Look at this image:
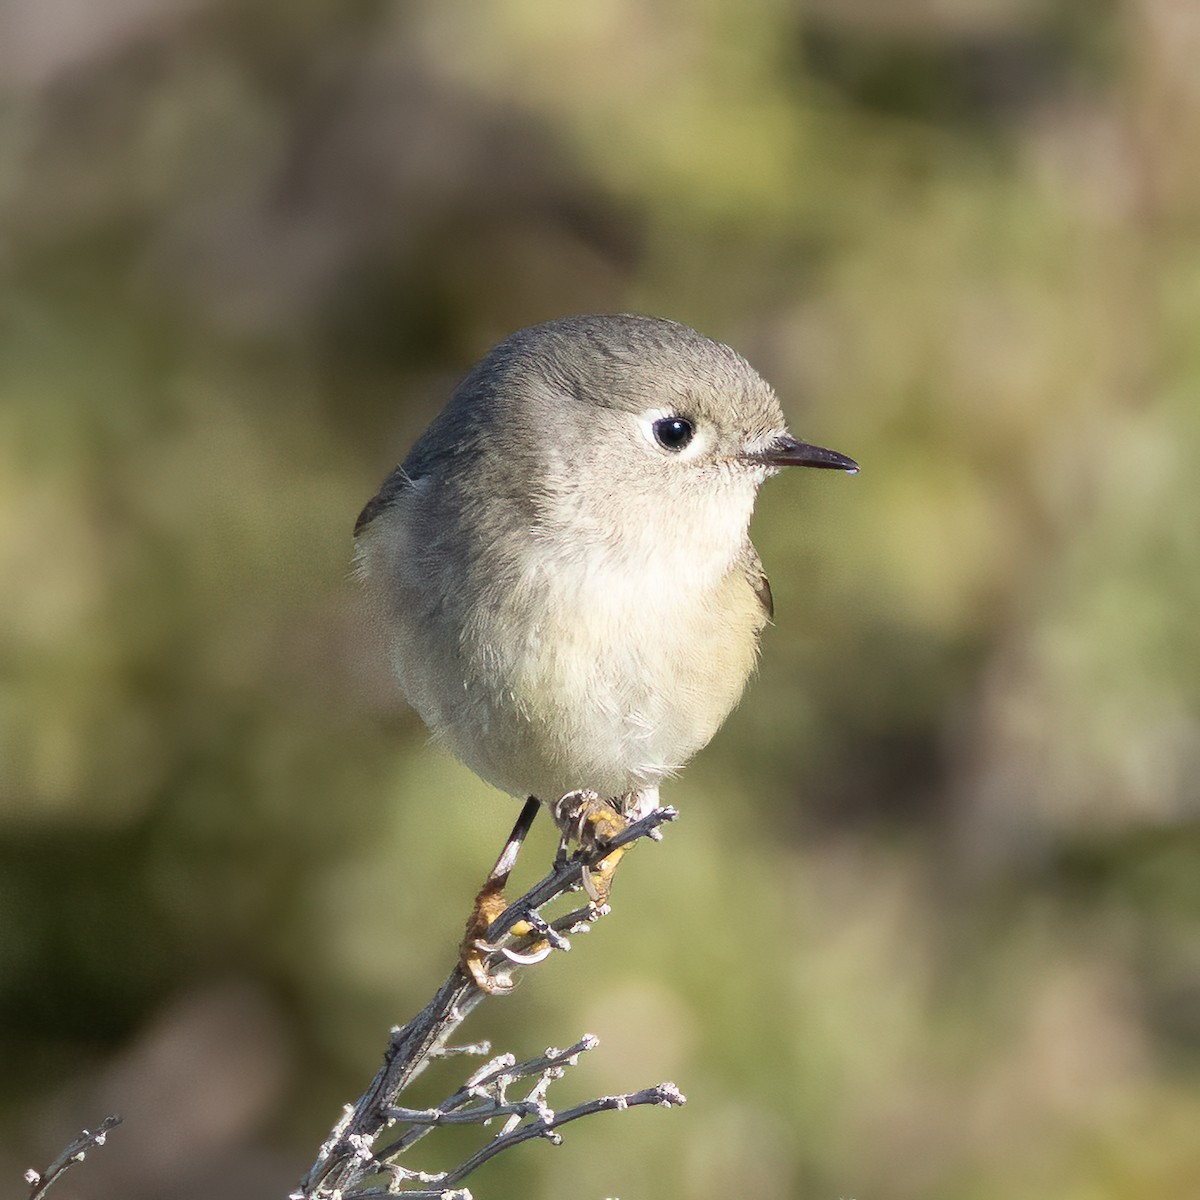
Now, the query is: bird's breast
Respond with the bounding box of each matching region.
[362,479,766,801]
[461,523,764,797]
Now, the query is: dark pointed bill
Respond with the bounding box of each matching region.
[748,435,859,473]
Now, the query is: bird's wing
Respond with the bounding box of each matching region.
[354,465,413,536]
[739,541,774,621]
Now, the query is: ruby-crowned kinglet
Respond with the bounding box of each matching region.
[354,314,856,824]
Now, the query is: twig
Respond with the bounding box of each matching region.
[352,1076,686,1200]
[294,804,679,1198]
[436,1081,686,1188]
[378,1038,597,1159]
[25,1115,122,1200]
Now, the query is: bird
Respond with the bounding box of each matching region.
[354,314,856,988]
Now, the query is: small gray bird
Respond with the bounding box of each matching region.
[354,315,855,963]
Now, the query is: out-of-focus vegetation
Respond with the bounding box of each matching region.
[2,1,1198,1197]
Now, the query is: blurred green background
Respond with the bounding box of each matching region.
[2,1,1199,1197]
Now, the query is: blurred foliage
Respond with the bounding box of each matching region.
[1,0,1198,1197]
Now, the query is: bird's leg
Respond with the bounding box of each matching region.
[461,796,548,994]
[552,787,657,907]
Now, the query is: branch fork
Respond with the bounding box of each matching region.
[296,804,682,1198]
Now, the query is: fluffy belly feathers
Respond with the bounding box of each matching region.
[400,554,763,801]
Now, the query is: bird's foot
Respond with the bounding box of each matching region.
[551,789,630,907]
[461,873,519,995]
[459,797,550,995]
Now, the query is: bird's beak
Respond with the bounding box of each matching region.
[747,434,859,473]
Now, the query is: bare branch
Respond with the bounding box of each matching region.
[346,1083,685,1199]
[377,1038,598,1160]
[437,1082,687,1188]
[25,1115,122,1200]
[294,806,680,1199]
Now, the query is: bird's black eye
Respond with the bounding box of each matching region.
[652,416,695,452]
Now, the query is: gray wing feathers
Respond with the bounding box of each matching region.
[354,466,414,536]
[740,542,774,621]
